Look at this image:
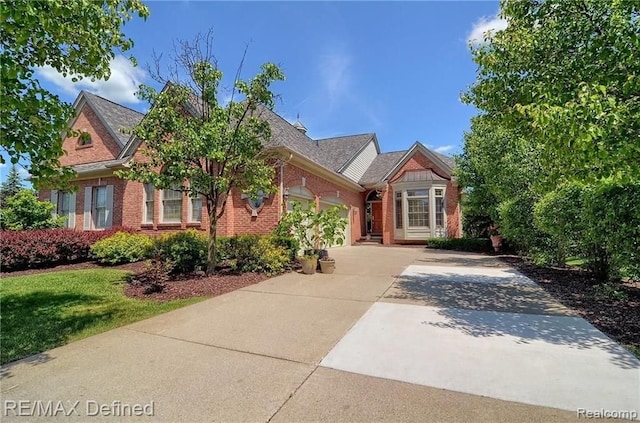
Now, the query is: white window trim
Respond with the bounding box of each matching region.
[160,187,183,223]
[392,181,447,240]
[93,186,108,229]
[188,194,203,223]
[142,183,154,224]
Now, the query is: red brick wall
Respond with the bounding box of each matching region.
[282,163,364,245]
[60,105,121,167]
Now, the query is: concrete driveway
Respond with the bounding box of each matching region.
[1,247,638,421]
[322,250,640,418]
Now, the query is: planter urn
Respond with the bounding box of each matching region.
[300,256,318,275]
[319,259,335,274]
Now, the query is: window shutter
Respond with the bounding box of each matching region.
[68,192,76,229]
[83,187,92,230]
[50,190,58,216]
[105,185,114,228]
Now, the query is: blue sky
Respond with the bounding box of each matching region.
[3,1,507,183]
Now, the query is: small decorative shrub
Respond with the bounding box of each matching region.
[154,230,207,274]
[0,227,136,271]
[425,237,492,253]
[91,232,154,264]
[127,259,173,294]
[270,236,299,262]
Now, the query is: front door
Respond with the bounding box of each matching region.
[371,202,383,233]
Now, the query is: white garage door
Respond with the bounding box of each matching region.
[320,197,351,248]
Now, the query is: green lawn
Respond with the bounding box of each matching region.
[0,269,204,364]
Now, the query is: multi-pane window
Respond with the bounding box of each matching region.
[191,196,202,222]
[435,189,445,228]
[93,186,108,229]
[395,192,403,229]
[58,192,72,228]
[407,189,429,227]
[143,183,154,223]
[162,186,183,222]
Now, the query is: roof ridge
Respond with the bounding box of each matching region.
[314,132,374,141]
[258,104,314,141]
[82,90,144,116]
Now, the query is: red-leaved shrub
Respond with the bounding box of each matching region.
[0,227,136,271]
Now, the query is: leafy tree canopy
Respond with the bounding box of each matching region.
[118,31,285,274]
[0,0,149,188]
[463,0,640,184]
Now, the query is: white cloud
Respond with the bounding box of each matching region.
[434,145,455,154]
[467,15,508,45]
[319,51,351,108]
[37,55,147,104]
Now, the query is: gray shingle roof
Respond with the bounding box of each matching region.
[73,158,129,174]
[359,151,406,185]
[82,91,144,147]
[255,106,335,168]
[315,133,375,172]
[434,151,455,169]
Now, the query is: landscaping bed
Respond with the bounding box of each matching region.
[124,269,269,302]
[501,256,640,357]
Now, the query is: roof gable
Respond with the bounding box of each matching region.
[75,91,144,148]
[383,142,453,182]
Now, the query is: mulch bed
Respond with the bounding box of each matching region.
[500,256,640,354]
[124,269,270,302]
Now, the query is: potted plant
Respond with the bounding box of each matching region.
[275,202,348,274]
[316,205,348,274]
[277,202,319,274]
[488,224,503,252]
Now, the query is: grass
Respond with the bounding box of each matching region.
[0,269,204,365]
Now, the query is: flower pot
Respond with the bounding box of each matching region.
[319,259,335,274]
[300,256,318,274]
[490,234,503,252]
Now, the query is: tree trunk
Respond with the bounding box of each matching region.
[208,219,218,275]
[207,201,218,275]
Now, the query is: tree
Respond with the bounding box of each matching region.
[0,189,65,230]
[0,0,149,187]
[0,164,24,205]
[118,31,285,274]
[463,0,640,185]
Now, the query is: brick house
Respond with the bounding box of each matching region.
[40,91,461,245]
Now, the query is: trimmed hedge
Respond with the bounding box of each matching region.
[221,235,291,275]
[1,227,136,271]
[154,230,208,274]
[91,232,154,264]
[425,237,492,253]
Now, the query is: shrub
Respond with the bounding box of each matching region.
[154,230,207,274]
[271,236,299,262]
[127,259,173,294]
[0,227,136,271]
[425,237,492,253]
[583,179,640,280]
[0,189,65,230]
[91,232,154,264]
[217,235,292,275]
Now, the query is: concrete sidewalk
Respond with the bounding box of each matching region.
[1,247,626,422]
